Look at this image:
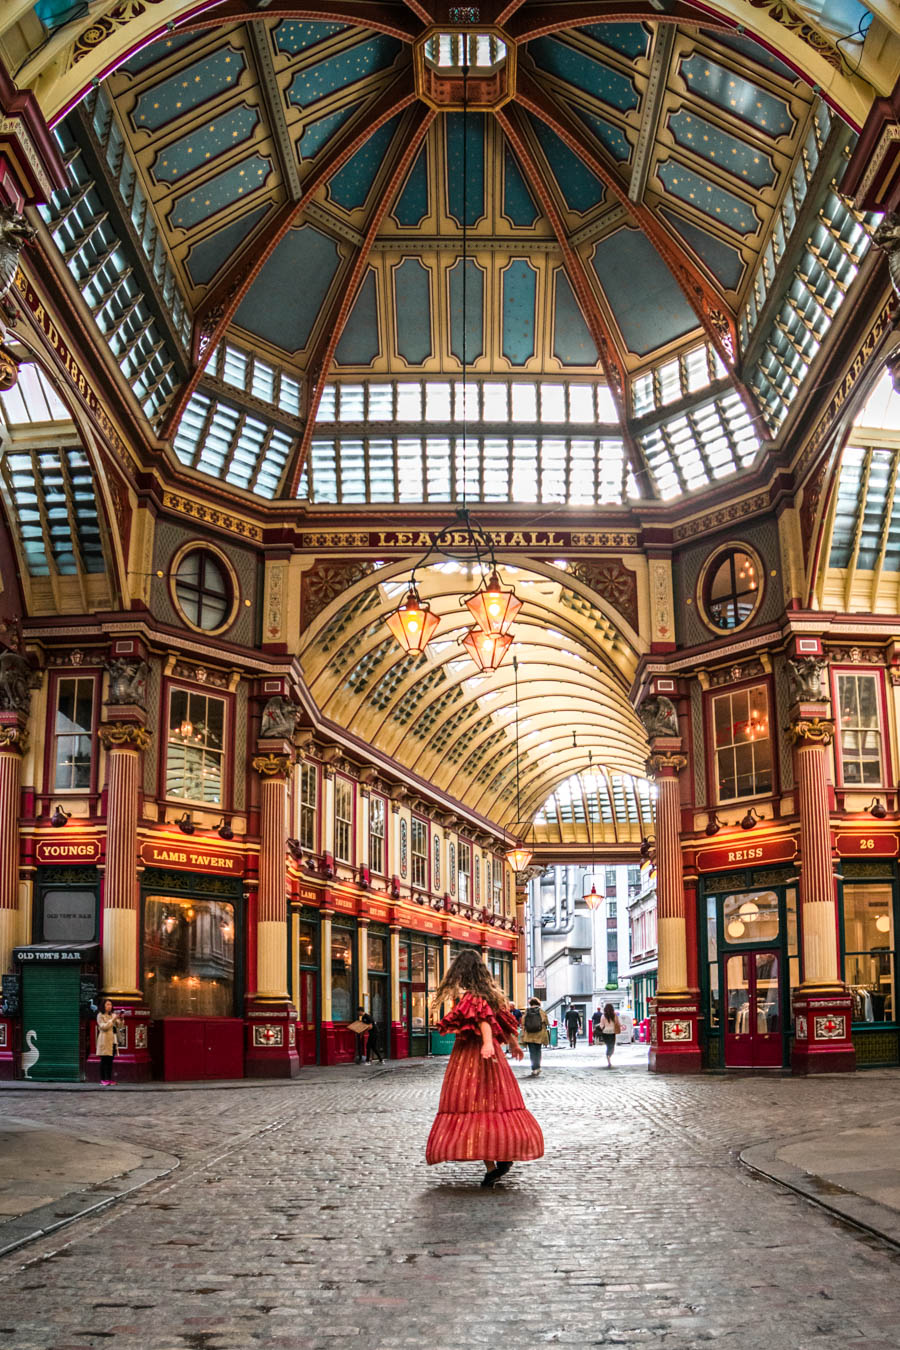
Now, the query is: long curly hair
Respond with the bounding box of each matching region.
[430,949,508,1017]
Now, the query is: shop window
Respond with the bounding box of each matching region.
[143,896,235,1017]
[701,546,761,631]
[369,794,386,874]
[331,928,354,1022]
[297,919,316,965]
[843,882,895,1024]
[712,684,772,801]
[835,671,884,786]
[367,932,387,970]
[53,676,95,790]
[298,762,317,852]
[722,890,779,943]
[41,887,96,942]
[458,842,471,904]
[492,857,503,911]
[173,548,235,632]
[334,776,354,863]
[411,817,428,889]
[166,690,225,804]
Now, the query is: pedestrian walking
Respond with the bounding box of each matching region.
[520,997,550,1076]
[598,1002,622,1068]
[591,1006,604,1047]
[426,950,544,1188]
[564,1004,582,1048]
[364,1009,384,1064]
[95,999,122,1086]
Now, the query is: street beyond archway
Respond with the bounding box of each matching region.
[2,1048,900,1349]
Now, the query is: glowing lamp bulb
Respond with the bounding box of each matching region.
[385,585,440,653]
[876,914,891,933]
[463,569,522,635]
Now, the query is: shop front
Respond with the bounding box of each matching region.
[292,907,319,1066]
[399,930,443,1056]
[697,836,801,1071]
[366,925,390,1061]
[139,846,245,1081]
[836,831,900,1067]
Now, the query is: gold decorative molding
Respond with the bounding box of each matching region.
[99,721,152,751]
[646,752,688,776]
[785,717,835,747]
[161,491,263,542]
[0,725,28,754]
[252,752,294,778]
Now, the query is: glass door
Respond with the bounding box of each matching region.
[297,968,318,1065]
[724,949,782,1068]
[368,973,388,1059]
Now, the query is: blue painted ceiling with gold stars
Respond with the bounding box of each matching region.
[51,5,870,501]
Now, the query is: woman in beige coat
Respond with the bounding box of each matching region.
[96,999,122,1086]
[520,997,550,1077]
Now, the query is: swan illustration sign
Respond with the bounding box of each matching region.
[21,1029,38,1079]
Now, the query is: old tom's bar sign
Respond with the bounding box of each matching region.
[139,839,244,875]
[34,838,101,865]
[695,836,798,872]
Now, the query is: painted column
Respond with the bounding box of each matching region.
[322,767,336,870]
[99,723,148,1001]
[247,749,299,1077]
[647,748,701,1073]
[358,917,370,1010]
[788,705,855,1073]
[0,715,27,1079]
[358,786,371,888]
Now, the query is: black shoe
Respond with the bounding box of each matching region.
[481,1167,501,1188]
[494,1161,513,1179]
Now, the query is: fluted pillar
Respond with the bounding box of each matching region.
[247,749,299,1077]
[99,722,150,1000]
[389,922,407,1059]
[647,748,701,1073]
[0,723,27,979]
[788,712,855,1073]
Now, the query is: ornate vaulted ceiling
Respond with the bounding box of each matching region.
[14,0,896,502]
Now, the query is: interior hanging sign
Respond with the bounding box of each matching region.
[695,836,798,872]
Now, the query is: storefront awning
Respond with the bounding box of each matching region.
[13,943,101,963]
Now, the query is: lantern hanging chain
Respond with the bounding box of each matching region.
[514,653,521,826]
[461,52,470,520]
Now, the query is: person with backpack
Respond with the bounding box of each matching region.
[520,997,550,1077]
[598,1002,622,1068]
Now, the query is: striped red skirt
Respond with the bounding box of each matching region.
[426,1034,544,1164]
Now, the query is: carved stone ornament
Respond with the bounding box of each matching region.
[251,752,294,778]
[98,721,152,751]
[874,212,900,303]
[637,695,680,739]
[0,344,18,393]
[646,751,688,776]
[0,651,35,715]
[785,717,835,747]
[259,696,300,740]
[0,725,28,754]
[0,206,36,304]
[787,656,827,703]
[105,658,150,710]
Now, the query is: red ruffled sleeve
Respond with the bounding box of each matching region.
[438,993,518,1040]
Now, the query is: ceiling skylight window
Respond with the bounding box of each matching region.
[0,363,71,428]
[631,342,726,418]
[423,31,507,70]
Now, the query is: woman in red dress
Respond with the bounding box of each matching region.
[426,950,544,1187]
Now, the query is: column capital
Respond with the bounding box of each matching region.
[785,717,834,747]
[99,721,151,751]
[0,724,28,754]
[646,751,688,777]
[252,752,294,778]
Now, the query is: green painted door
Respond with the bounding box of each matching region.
[21,964,81,1081]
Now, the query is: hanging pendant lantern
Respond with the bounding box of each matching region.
[504,842,533,872]
[460,626,513,671]
[584,882,604,909]
[386,585,441,653]
[464,569,522,636]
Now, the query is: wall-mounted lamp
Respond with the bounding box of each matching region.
[50,804,71,828]
[640,835,655,860]
[704,813,724,836]
[738,807,761,830]
[868,798,888,819]
[286,837,303,862]
[216,817,234,841]
[175,812,194,835]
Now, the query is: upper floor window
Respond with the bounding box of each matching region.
[53,676,95,791]
[166,690,225,804]
[702,546,761,632]
[713,685,772,802]
[334,776,354,863]
[836,671,884,786]
[493,857,503,911]
[298,762,318,852]
[458,842,471,904]
[369,794,386,875]
[411,817,428,890]
[173,548,235,633]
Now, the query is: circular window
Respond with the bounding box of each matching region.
[172,547,237,634]
[700,546,762,632]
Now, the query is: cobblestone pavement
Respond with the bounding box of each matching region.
[4,1048,900,1349]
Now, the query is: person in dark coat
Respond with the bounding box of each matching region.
[356,1006,384,1064]
[564,1005,582,1048]
[520,997,550,1076]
